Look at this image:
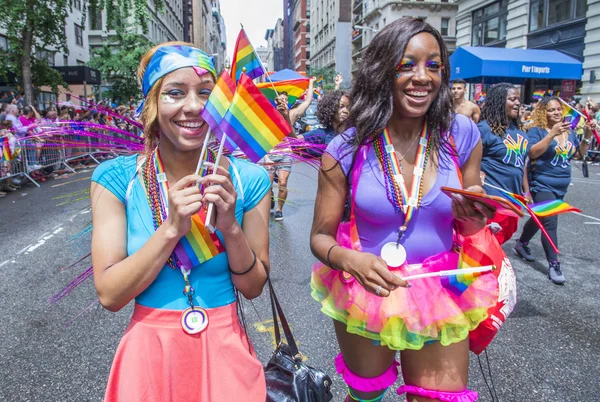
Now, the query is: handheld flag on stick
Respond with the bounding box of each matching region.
[230,29,266,83]
[219,74,291,162]
[441,247,495,295]
[529,199,581,218]
[559,98,587,130]
[581,108,600,145]
[256,78,310,107]
[532,90,545,101]
[201,70,239,151]
[484,183,559,254]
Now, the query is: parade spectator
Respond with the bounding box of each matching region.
[301,90,350,156]
[478,82,532,244]
[310,17,497,402]
[451,78,480,122]
[514,97,596,284]
[90,42,269,401]
[5,105,28,137]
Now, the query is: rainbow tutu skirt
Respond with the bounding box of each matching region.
[311,251,499,351]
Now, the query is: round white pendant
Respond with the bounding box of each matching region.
[381,242,407,268]
[180,307,209,335]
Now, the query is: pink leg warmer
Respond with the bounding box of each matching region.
[335,353,400,392]
[398,384,478,401]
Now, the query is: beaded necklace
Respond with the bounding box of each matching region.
[373,123,431,243]
[142,147,218,270]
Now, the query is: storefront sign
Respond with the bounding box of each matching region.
[52,66,102,85]
[560,80,576,100]
[521,65,551,75]
[474,83,483,100]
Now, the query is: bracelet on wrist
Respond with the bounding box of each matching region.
[326,244,339,270]
[230,250,257,276]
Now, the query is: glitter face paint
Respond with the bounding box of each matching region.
[192,66,209,78]
[395,59,444,78]
[160,94,177,104]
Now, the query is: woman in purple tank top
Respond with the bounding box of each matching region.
[309,17,500,402]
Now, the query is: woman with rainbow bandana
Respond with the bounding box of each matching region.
[310,18,499,402]
[90,42,270,401]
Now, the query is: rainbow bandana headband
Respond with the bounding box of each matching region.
[137,45,217,114]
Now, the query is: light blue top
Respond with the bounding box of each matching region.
[91,154,270,310]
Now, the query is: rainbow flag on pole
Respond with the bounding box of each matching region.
[441,249,490,295]
[201,70,239,151]
[529,199,581,218]
[560,98,587,130]
[230,29,266,83]
[256,78,310,106]
[219,74,291,162]
[2,137,13,161]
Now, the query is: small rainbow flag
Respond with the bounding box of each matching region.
[560,99,587,130]
[201,70,239,151]
[441,248,490,295]
[315,76,324,86]
[256,78,310,107]
[230,29,266,83]
[219,74,291,162]
[2,137,12,161]
[313,89,321,99]
[154,151,224,267]
[529,199,581,218]
[532,90,546,100]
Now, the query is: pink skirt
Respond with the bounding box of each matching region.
[105,302,266,402]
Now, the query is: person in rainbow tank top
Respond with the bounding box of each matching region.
[310,17,500,402]
[514,96,596,284]
[90,42,270,401]
[477,83,532,245]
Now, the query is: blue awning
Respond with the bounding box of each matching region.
[450,46,583,84]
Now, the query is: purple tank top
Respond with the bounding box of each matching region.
[326,115,481,264]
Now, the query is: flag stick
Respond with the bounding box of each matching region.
[195,129,212,175]
[398,265,494,282]
[483,182,559,254]
[581,108,600,144]
[205,134,227,233]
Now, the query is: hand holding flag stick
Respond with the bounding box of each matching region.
[204,135,227,233]
[398,265,495,282]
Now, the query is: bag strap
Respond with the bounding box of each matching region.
[267,274,301,358]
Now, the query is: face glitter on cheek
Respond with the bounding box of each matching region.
[160,94,176,104]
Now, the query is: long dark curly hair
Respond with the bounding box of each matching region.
[480,82,520,135]
[344,17,454,176]
[316,90,349,132]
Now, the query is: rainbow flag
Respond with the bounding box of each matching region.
[529,199,581,218]
[441,248,490,295]
[230,29,266,83]
[201,70,239,151]
[2,137,12,161]
[256,78,310,107]
[315,76,323,86]
[532,90,546,100]
[154,151,224,267]
[560,99,587,130]
[219,74,291,162]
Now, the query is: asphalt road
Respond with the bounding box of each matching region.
[1,160,599,401]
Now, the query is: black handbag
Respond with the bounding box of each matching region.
[264,276,334,402]
[582,157,589,178]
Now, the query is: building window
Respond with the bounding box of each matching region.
[77,60,85,66]
[63,55,68,66]
[0,35,8,51]
[36,49,55,66]
[74,24,84,46]
[441,18,450,36]
[530,0,587,32]
[73,0,81,10]
[90,8,103,30]
[472,1,508,46]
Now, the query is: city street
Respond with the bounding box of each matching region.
[1,160,600,401]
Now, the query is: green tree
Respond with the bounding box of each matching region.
[307,66,337,91]
[88,31,153,104]
[0,0,162,106]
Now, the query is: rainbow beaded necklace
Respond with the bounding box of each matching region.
[373,123,431,241]
[143,147,225,270]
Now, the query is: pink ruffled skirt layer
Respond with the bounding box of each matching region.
[104,302,266,402]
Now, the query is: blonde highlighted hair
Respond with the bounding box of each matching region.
[529,96,562,131]
[137,41,199,154]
